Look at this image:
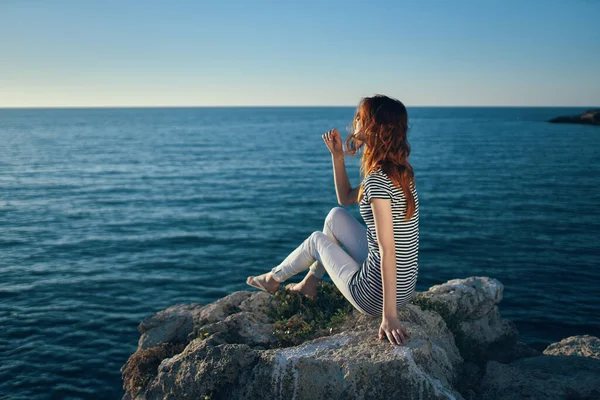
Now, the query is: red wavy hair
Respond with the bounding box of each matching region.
[343,94,417,221]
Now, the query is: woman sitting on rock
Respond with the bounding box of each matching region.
[247,94,419,346]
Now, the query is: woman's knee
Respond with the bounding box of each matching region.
[309,230,327,241]
[309,231,337,252]
[325,206,348,225]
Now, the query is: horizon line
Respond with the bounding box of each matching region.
[0,105,597,110]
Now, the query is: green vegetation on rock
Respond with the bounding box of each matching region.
[267,281,355,347]
[121,341,187,397]
[409,293,462,332]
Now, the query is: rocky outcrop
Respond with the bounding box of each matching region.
[478,352,600,399]
[549,109,600,125]
[473,334,600,400]
[121,277,599,400]
[409,277,534,365]
[543,334,600,360]
[137,303,205,350]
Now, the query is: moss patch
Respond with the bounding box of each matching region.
[121,341,187,397]
[266,281,355,347]
[409,293,463,334]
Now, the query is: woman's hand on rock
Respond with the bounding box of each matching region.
[322,128,344,156]
[379,316,410,346]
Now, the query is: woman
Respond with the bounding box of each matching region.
[247,94,419,346]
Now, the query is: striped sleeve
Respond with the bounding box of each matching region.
[363,172,392,202]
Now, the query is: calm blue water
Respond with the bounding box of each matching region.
[1,106,599,399]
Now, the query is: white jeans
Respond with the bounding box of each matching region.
[270,207,371,315]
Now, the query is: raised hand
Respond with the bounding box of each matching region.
[322,128,343,156]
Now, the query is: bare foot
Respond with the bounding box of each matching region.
[284,279,318,300]
[246,272,280,294]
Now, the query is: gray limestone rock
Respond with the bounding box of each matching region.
[121,277,598,400]
[410,277,523,364]
[543,334,600,360]
[478,355,600,400]
[138,303,204,350]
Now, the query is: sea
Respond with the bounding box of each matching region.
[1,106,599,399]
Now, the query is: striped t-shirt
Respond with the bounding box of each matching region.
[349,167,419,316]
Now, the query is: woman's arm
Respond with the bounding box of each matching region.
[371,197,411,345]
[370,198,397,317]
[331,154,359,206]
[322,128,359,206]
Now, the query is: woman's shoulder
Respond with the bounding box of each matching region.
[370,167,417,189]
[364,168,419,202]
[363,168,391,188]
[364,166,387,179]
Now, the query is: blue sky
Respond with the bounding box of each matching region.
[1,0,599,107]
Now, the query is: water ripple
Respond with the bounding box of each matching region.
[0,107,598,399]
